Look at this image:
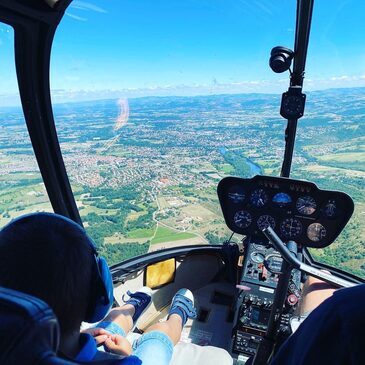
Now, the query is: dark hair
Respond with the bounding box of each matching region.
[0,213,94,334]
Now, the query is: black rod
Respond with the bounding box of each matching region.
[14,20,82,225]
[280,0,314,177]
[280,119,298,177]
[292,0,315,86]
[0,0,82,225]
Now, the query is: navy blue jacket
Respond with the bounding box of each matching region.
[270,284,365,365]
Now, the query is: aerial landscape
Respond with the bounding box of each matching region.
[0,87,364,277]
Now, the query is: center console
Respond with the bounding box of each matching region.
[232,239,300,360]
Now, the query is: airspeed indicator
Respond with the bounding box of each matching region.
[250,189,268,208]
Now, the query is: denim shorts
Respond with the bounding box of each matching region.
[97,321,174,365]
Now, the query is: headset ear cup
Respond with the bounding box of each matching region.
[86,257,114,323]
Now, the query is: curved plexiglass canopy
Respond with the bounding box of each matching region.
[0,0,364,278]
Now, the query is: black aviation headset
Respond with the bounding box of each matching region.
[0,212,114,324]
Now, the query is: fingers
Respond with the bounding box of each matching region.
[104,337,122,354]
[81,327,108,336]
[94,334,109,345]
[104,335,132,356]
[81,327,110,345]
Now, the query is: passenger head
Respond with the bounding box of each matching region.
[0,213,95,335]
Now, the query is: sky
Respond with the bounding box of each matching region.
[1,0,365,105]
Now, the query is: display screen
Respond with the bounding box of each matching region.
[251,307,270,325]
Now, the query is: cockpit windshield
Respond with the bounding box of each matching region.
[0,24,53,225]
[0,1,364,278]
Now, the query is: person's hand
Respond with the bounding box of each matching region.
[104,334,133,356]
[81,327,109,346]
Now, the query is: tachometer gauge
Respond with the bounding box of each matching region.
[250,189,268,208]
[307,223,327,242]
[228,186,245,203]
[250,251,265,264]
[273,192,292,207]
[233,210,252,229]
[280,218,302,238]
[257,215,276,231]
[296,196,317,215]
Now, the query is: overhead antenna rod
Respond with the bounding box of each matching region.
[270,0,314,178]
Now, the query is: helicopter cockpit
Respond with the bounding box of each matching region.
[0,0,364,364]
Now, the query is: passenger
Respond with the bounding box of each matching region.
[269,283,365,365]
[0,213,197,365]
[83,286,197,362]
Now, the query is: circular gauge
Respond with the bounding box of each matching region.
[281,94,305,119]
[228,186,245,203]
[324,200,337,218]
[264,254,283,274]
[250,189,268,208]
[307,223,327,242]
[257,215,276,231]
[296,196,317,215]
[280,218,302,238]
[273,192,292,207]
[233,210,252,229]
[250,251,265,264]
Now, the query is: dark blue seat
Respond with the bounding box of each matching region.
[0,287,124,365]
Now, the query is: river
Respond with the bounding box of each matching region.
[220,147,262,176]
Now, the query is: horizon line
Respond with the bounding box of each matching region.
[1,84,364,109]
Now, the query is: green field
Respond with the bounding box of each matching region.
[128,228,154,239]
[151,225,196,245]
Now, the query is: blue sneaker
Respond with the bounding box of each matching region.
[122,286,152,324]
[168,288,197,326]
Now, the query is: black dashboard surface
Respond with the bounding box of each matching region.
[218,175,354,248]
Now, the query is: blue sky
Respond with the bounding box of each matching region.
[1,0,365,105]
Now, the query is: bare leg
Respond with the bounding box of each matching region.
[102,305,136,335]
[144,314,183,345]
[299,274,337,315]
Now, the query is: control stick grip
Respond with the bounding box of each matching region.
[262,227,355,289]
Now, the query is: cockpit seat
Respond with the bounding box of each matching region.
[0,286,67,365]
[0,287,124,365]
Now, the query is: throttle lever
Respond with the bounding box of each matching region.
[262,226,355,289]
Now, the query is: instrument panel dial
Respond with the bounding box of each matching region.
[257,214,276,231]
[272,192,292,207]
[218,176,354,248]
[250,251,265,264]
[280,218,302,238]
[250,189,268,208]
[324,200,337,218]
[307,223,327,242]
[296,196,317,215]
[234,210,252,228]
[228,186,246,203]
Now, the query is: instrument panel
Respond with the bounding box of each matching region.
[218,175,354,248]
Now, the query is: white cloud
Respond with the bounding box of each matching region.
[1,75,365,107]
[66,13,87,22]
[70,1,107,14]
